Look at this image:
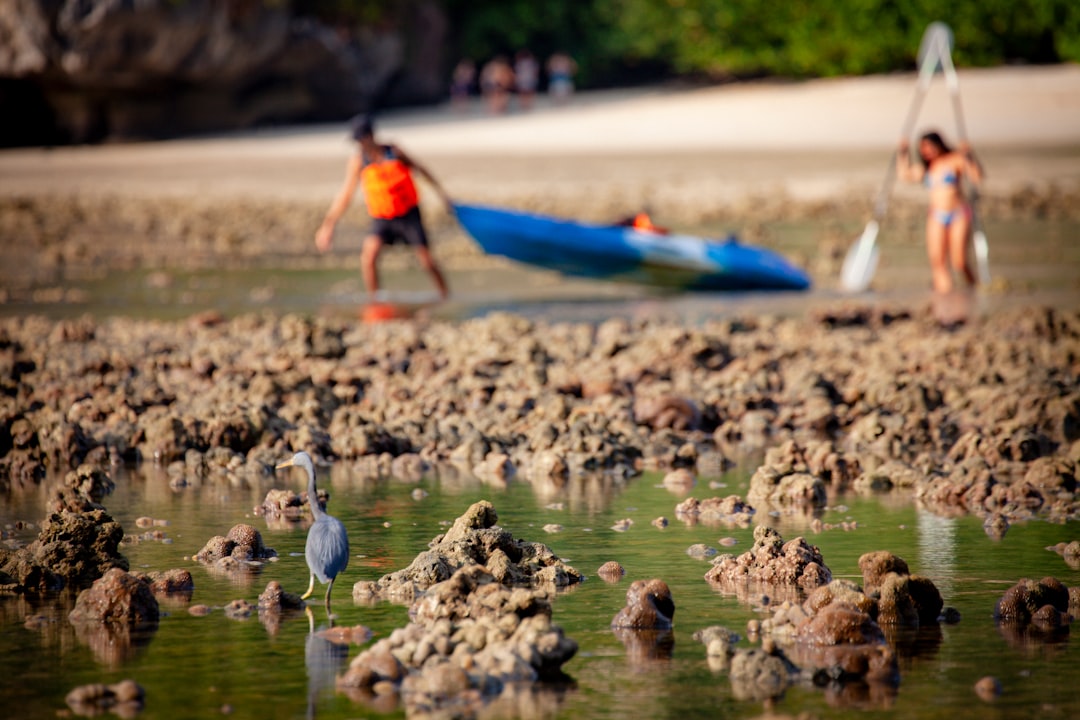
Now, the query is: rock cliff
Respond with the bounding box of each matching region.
[0,0,445,145]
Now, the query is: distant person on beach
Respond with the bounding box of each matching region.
[897,130,984,294]
[314,116,450,300]
[450,58,475,111]
[480,56,515,114]
[514,50,540,111]
[546,52,577,104]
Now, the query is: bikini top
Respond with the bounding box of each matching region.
[924,170,958,188]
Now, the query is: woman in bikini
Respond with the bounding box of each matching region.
[897,131,984,293]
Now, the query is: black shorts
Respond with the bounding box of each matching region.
[370,206,429,248]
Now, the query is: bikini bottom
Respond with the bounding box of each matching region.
[930,204,971,227]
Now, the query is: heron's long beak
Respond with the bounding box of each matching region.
[275,459,295,470]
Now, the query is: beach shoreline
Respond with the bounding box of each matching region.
[1,65,1078,299]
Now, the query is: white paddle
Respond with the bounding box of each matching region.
[937,35,991,285]
[840,23,952,293]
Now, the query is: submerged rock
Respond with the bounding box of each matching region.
[1047,540,1080,570]
[597,561,625,582]
[728,644,800,701]
[857,551,910,594]
[974,675,1002,702]
[224,598,255,620]
[694,625,741,667]
[877,573,943,627]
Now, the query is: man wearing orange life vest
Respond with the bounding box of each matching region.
[315,116,450,299]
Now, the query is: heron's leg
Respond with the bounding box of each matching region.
[301,573,315,600]
[324,578,334,610]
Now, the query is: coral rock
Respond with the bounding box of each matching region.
[612,578,675,629]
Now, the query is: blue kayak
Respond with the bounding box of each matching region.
[453,203,811,292]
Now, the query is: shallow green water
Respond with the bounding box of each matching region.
[4,217,1078,324]
[1,459,1077,720]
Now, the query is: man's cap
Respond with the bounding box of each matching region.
[350,114,375,140]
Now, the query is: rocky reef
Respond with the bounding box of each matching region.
[705,526,832,602]
[340,502,578,717]
[1,309,1077,533]
[353,500,582,603]
[0,464,128,594]
[702,549,952,703]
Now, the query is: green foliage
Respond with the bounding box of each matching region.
[290,0,393,24]
[594,0,1080,78]
[296,0,1080,83]
[441,1,608,81]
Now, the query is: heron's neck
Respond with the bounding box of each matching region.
[308,473,325,519]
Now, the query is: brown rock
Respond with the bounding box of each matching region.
[705,525,832,595]
[258,580,305,612]
[796,601,885,645]
[597,561,625,582]
[611,578,675,629]
[195,524,276,565]
[68,568,159,626]
[441,500,499,543]
[858,551,910,594]
[995,577,1070,622]
[634,395,701,431]
[141,568,194,595]
[224,598,254,620]
[26,508,128,590]
[728,646,796,701]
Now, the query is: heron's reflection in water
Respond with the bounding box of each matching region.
[305,608,348,720]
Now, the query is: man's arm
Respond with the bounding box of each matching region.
[315,153,362,251]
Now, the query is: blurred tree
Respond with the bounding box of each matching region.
[596,0,1080,78]
[440,1,609,84]
[291,0,393,24]
[290,0,1080,84]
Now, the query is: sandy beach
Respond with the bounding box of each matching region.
[3,65,1079,205]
